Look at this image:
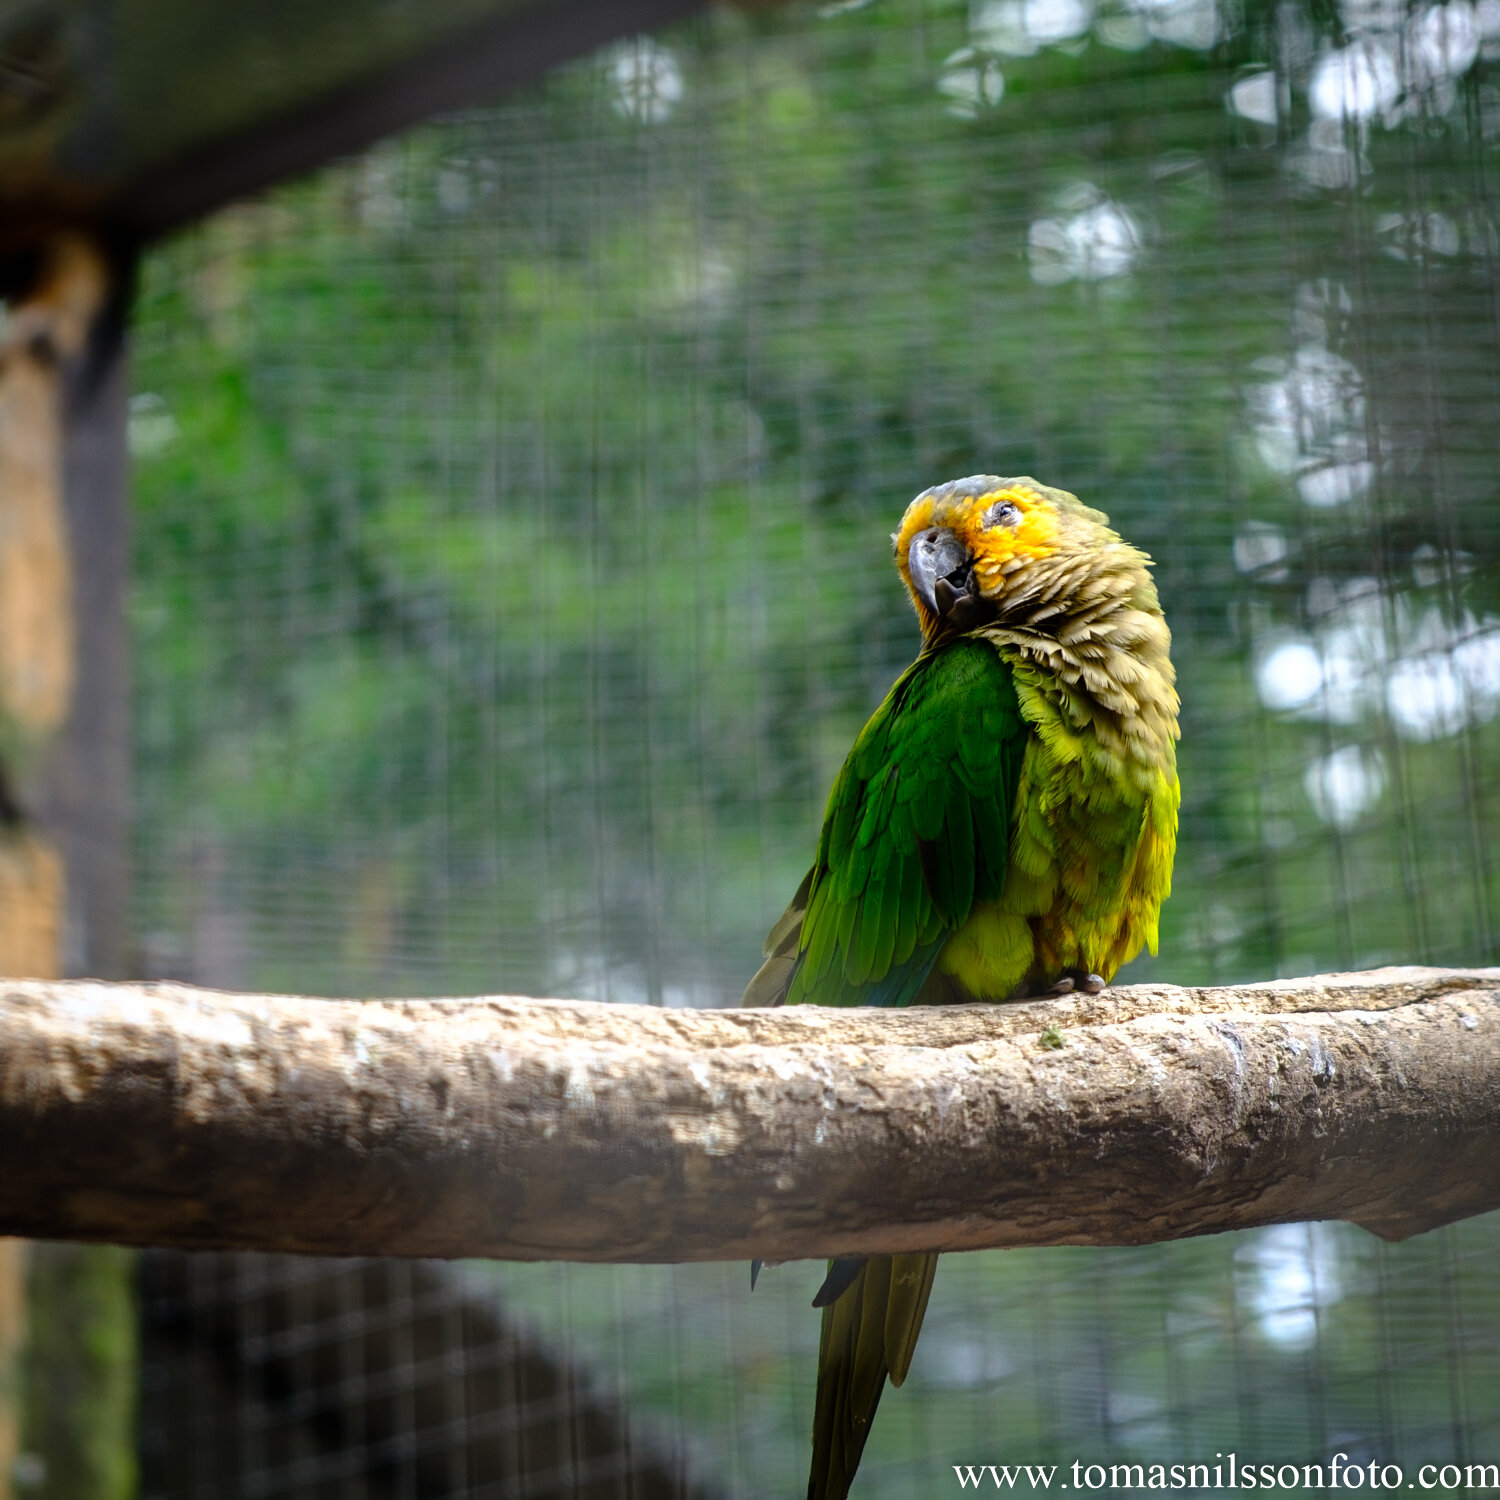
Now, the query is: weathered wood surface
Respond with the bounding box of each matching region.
[0,232,119,1500]
[0,967,1497,1261]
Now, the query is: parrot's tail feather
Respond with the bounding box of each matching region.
[741,952,798,1009]
[742,867,814,1007]
[763,866,814,956]
[884,1253,938,1386]
[812,1256,869,1308]
[807,1253,939,1500]
[750,1259,762,1290]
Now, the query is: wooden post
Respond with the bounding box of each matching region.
[0,231,135,1500]
[45,244,132,983]
[0,1242,22,1500]
[0,236,97,982]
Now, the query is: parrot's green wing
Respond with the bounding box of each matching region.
[744,637,1027,1500]
[776,636,1026,1009]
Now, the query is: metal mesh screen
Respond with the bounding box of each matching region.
[130,0,1500,1494]
[138,1254,711,1500]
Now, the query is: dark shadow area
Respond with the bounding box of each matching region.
[139,1252,718,1500]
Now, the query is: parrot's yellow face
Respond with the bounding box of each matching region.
[893,474,1117,643]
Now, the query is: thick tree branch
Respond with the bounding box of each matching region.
[1,967,1497,1261]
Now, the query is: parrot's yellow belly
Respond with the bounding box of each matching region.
[933,660,1180,1000]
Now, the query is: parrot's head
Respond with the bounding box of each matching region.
[893,474,1152,647]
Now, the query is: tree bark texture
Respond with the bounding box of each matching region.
[0,967,1496,1263]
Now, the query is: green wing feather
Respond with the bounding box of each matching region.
[782,636,1025,1009]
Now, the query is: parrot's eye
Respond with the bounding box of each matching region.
[983,500,1022,529]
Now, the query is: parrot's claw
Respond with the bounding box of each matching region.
[1050,972,1106,996]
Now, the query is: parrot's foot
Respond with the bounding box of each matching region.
[1050,971,1107,996]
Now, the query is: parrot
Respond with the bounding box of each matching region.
[742,475,1180,1500]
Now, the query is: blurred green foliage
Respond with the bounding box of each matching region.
[131,0,1500,1004]
[22,1245,136,1500]
[128,0,1500,1491]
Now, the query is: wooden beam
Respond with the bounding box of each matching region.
[0,231,134,1500]
[117,0,704,243]
[39,252,132,979]
[0,237,105,1500]
[0,235,98,757]
[0,231,131,973]
[0,968,1496,1261]
[0,1241,21,1500]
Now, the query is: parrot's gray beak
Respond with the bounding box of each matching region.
[908,527,978,623]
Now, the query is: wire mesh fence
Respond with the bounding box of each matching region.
[138,1254,713,1500]
[128,0,1500,1493]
